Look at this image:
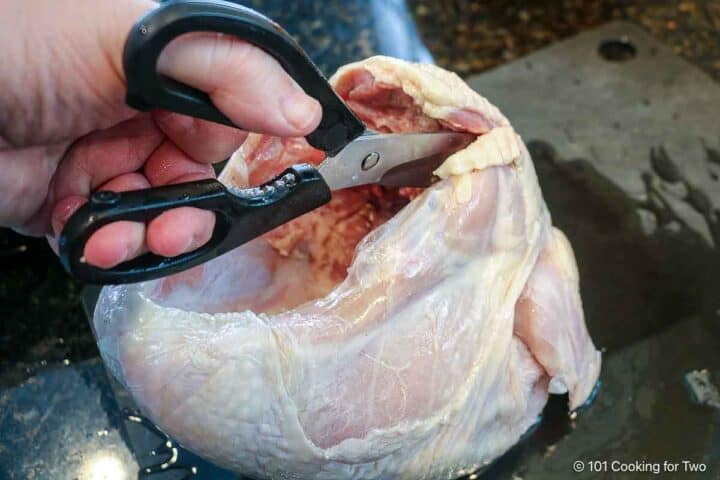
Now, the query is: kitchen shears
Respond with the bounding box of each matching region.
[58,0,473,285]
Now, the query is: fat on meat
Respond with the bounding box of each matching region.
[93,56,601,479]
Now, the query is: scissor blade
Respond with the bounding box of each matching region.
[318,132,475,190]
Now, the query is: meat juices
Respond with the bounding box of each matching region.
[93,56,601,479]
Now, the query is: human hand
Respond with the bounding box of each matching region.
[0,0,321,268]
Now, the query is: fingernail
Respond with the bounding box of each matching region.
[182,213,214,254]
[280,89,322,133]
[119,224,145,265]
[117,246,130,265]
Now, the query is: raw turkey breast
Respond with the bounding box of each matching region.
[93,56,601,479]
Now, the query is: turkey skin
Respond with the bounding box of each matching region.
[93,56,601,479]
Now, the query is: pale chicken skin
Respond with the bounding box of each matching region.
[93,56,601,479]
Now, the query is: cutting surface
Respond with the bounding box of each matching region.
[468,20,720,479]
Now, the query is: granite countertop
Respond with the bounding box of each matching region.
[408,0,720,81]
[3,1,718,390]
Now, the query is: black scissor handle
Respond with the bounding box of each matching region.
[124,0,364,155]
[58,165,331,285]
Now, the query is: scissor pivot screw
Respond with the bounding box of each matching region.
[91,191,120,205]
[362,152,380,171]
[281,173,297,188]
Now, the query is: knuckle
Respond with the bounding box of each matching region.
[226,36,262,69]
[205,34,253,79]
[206,34,270,85]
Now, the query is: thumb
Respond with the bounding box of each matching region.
[156,32,322,137]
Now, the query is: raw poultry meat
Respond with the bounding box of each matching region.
[93,56,601,479]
